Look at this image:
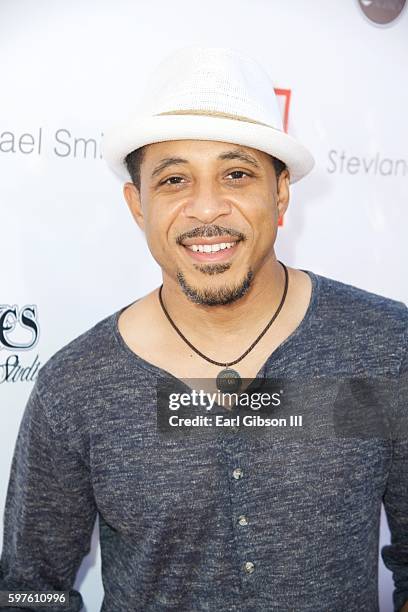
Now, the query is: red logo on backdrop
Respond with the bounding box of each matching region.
[274,88,291,227]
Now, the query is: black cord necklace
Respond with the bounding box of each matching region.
[158,260,289,392]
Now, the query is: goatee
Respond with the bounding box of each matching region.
[176,269,254,306]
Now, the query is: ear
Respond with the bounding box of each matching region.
[276,169,290,219]
[123,182,145,231]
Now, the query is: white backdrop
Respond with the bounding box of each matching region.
[1,1,407,610]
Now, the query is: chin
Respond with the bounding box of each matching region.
[176,268,254,306]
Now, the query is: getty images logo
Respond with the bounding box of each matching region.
[358,0,406,25]
[0,304,41,384]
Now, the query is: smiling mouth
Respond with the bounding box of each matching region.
[180,237,241,262]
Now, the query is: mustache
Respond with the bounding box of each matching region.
[176,225,246,244]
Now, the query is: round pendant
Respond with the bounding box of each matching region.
[216,368,242,393]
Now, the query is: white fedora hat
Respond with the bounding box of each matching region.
[102,46,314,184]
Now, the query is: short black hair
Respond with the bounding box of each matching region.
[124,145,287,191]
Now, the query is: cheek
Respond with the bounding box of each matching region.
[245,196,278,234]
[246,200,278,254]
[144,197,180,235]
[143,210,176,261]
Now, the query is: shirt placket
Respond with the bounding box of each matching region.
[218,424,258,605]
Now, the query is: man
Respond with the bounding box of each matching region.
[0,47,407,612]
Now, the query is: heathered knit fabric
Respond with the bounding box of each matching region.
[0,269,407,612]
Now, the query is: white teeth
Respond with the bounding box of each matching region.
[186,241,236,253]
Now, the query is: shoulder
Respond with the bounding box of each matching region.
[313,271,407,328]
[309,270,407,372]
[35,307,122,414]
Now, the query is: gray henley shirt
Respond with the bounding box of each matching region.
[0,269,407,612]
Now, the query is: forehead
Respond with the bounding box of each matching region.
[142,139,270,166]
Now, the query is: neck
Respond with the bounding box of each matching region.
[159,255,287,342]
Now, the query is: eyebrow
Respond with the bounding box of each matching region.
[217,149,260,168]
[150,149,261,179]
[151,157,188,179]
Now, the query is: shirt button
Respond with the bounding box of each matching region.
[237,515,248,526]
[231,424,239,433]
[232,467,243,480]
[244,561,255,574]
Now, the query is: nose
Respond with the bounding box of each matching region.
[182,179,232,224]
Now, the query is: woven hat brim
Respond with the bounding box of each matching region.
[102,113,315,184]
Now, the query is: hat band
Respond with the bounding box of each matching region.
[155,109,277,129]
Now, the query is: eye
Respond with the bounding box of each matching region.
[226,170,251,180]
[159,175,186,186]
